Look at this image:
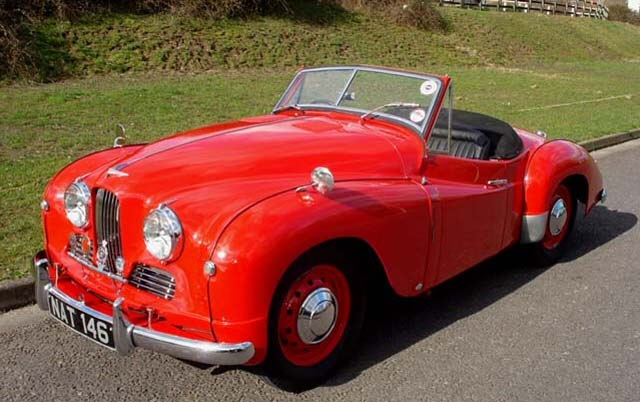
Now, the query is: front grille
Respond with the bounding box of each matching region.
[95,188,123,274]
[129,264,176,300]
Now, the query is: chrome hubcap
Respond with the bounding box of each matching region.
[549,198,568,236]
[297,287,338,345]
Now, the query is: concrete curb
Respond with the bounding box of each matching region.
[0,128,639,313]
[0,277,35,312]
[579,129,640,152]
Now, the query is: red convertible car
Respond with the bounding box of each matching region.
[34,66,605,387]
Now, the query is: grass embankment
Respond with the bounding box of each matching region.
[28,9,640,79]
[1,8,640,279]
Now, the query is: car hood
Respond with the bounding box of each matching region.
[85,114,413,252]
[92,114,407,195]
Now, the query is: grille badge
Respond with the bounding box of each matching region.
[97,240,109,272]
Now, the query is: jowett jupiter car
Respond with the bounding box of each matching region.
[34,65,605,387]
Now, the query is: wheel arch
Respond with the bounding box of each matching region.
[206,180,431,364]
[521,140,603,243]
[563,173,589,206]
[284,237,391,296]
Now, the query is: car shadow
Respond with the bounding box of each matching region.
[215,205,636,390]
[327,205,636,387]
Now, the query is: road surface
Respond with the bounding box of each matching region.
[1,140,639,401]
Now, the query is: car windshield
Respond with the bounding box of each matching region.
[274,66,444,135]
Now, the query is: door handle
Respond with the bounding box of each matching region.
[487,179,508,187]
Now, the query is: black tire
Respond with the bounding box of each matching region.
[264,246,367,391]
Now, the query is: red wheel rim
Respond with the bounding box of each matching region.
[542,185,573,250]
[277,264,352,367]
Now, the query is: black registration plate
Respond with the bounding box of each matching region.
[47,293,115,349]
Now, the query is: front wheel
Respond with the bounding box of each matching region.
[529,183,576,266]
[266,251,366,390]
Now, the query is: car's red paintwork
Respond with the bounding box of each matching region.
[40,72,603,366]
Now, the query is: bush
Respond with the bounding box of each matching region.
[135,0,291,18]
[393,1,448,31]
[608,4,640,25]
[337,0,447,31]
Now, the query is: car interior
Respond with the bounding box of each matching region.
[428,109,524,160]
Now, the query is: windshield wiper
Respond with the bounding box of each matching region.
[360,102,420,123]
[273,104,303,114]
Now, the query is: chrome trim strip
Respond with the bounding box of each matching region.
[129,265,176,299]
[487,178,509,187]
[106,167,128,177]
[34,252,254,366]
[520,212,549,243]
[68,251,127,283]
[133,272,175,288]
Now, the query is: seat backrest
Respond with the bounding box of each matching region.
[428,127,491,160]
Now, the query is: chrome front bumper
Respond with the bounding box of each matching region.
[34,251,254,366]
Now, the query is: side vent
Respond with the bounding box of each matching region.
[129,264,176,300]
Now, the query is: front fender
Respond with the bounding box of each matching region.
[521,140,603,242]
[207,180,431,364]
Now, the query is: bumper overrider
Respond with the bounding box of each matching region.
[34,251,254,366]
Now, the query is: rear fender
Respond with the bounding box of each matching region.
[521,140,603,243]
[207,180,431,364]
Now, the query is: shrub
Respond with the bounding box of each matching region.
[135,0,291,18]
[608,4,640,25]
[393,1,448,31]
[337,0,447,32]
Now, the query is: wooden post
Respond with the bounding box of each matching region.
[541,0,545,14]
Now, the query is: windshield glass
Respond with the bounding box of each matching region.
[275,67,443,135]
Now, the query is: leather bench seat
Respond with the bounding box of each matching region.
[428,127,491,160]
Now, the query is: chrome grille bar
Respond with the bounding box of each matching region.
[95,189,123,274]
[129,265,176,300]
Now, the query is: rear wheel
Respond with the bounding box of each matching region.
[530,183,576,266]
[266,250,366,390]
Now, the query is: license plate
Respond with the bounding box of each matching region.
[48,293,115,349]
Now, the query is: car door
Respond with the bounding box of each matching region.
[422,153,512,285]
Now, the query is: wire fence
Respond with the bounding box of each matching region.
[439,0,609,19]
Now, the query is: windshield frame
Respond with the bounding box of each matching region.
[273,66,446,138]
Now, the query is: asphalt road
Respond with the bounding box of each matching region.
[2,140,639,402]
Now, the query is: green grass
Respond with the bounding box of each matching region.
[22,9,640,81]
[1,60,639,280]
[1,7,640,279]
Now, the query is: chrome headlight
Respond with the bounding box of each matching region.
[64,181,91,227]
[143,205,183,261]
